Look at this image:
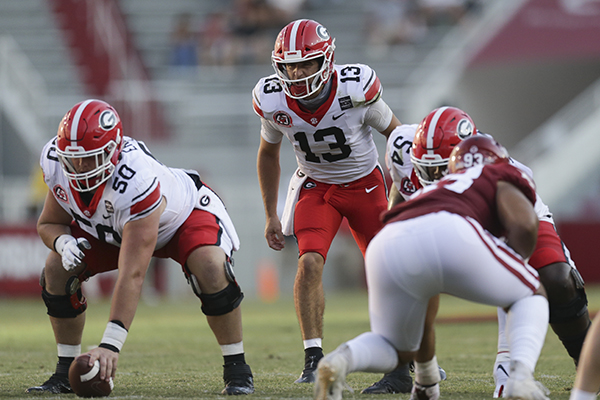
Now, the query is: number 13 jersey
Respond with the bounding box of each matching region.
[252,63,391,184]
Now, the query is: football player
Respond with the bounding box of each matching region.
[253,18,402,384]
[362,106,591,397]
[315,135,550,400]
[26,100,254,395]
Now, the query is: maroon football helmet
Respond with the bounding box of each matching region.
[271,19,336,99]
[56,99,123,192]
[448,135,509,173]
[410,106,476,186]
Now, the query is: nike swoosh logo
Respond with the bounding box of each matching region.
[332,113,345,121]
[365,185,378,193]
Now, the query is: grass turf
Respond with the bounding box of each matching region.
[2,285,598,399]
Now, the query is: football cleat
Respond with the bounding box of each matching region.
[314,349,352,400]
[26,373,73,394]
[504,361,549,400]
[410,382,440,400]
[361,364,413,394]
[295,353,322,383]
[493,360,510,398]
[222,363,254,395]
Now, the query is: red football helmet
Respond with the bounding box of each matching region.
[448,135,509,173]
[56,99,123,192]
[271,19,336,99]
[410,106,476,186]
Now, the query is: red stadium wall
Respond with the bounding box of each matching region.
[556,222,600,284]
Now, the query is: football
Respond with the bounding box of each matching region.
[69,353,114,397]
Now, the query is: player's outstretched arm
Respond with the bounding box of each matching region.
[257,137,285,251]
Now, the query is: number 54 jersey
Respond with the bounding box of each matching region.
[252,63,385,184]
[40,136,204,250]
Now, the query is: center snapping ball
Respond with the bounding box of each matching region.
[69,353,114,397]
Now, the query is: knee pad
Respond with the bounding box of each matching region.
[549,287,588,324]
[41,275,87,318]
[199,282,244,316]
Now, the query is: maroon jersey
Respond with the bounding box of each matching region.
[382,163,536,238]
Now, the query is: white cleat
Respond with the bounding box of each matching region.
[314,348,352,400]
[504,361,549,400]
[493,360,510,398]
[409,382,440,400]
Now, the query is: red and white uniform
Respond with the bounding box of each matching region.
[253,64,392,258]
[385,125,577,271]
[366,163,541,351]
[40,136,239,275]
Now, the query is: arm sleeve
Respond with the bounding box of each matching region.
[364,99,394,133]
[260,118,284,144]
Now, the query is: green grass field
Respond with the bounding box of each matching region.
[2,285,599,399]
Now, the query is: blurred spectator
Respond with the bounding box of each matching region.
[199,11,236,66]
[230,0,285,64]
[26,164,47,221]
[364,0,428,58]
[168,13,199,73]
[416,0,472,27]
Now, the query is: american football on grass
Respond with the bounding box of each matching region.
[69,353,114,397]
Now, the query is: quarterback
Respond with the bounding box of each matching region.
[27,99,254,395]
[253,19,402,384]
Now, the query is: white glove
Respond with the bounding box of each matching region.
[54,234,91,271]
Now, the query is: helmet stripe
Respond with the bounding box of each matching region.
[288,19,303,52]
[70,99,95,145]
[426,106,450,154]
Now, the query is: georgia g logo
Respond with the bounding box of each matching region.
[316,25,330,40]
[99,110,118,131]
[456,118,474,139]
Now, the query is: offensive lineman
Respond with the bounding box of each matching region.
[26,99,254,395]
[364,106,590,397]
[253,19,402,383]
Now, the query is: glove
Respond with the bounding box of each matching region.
[54,234,91,271]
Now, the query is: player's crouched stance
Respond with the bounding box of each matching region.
[314,136,550,400]
[26,99,253,395]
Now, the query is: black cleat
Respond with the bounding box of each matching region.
[294,354,322,383]
[222,363,254,395]
[361,365,413,394]
[26,373,73,394]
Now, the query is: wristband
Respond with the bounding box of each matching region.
[54,234,73,254]
[100,321,128,353]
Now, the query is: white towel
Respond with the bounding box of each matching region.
[281,169,308,236]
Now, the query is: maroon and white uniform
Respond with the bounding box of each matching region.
[365,163,541,351]
[253,64,392,257]
[40,136,239,275]
[385,125,577,272]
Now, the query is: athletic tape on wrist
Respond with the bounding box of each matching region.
[54,234,73,255]
[101,321,128,352]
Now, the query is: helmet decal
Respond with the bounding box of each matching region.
[316,25,329,40]
[99,110,118,131]
[456,118,474,139]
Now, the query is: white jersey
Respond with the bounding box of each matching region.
[385,125,554,224]
[40,136,238,251]
[252,63,390,184]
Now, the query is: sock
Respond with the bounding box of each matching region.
[414,356,441,386]
[345,332,398,373]
[496,307,510,356]
[223,353,246,366]
[303,338,322,349]
[221,341,244,356]
[569,388,597,400]
[506,295,549,373]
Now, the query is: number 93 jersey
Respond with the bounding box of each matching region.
[252,63,385,184]
[40,136,199,249]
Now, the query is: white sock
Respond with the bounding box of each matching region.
[570,388,597,400]
[496,307,510,360]
[345,332,398,373]
[221,341,244,356]
[506,295,549,373]
[415,356,441,386]
[57,344,81,358]
[303,338,322,349]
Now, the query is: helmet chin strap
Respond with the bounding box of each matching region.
[298,77,333,111]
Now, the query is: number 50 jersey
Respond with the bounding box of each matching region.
[40,136,201,249]
[252,63,387,184]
